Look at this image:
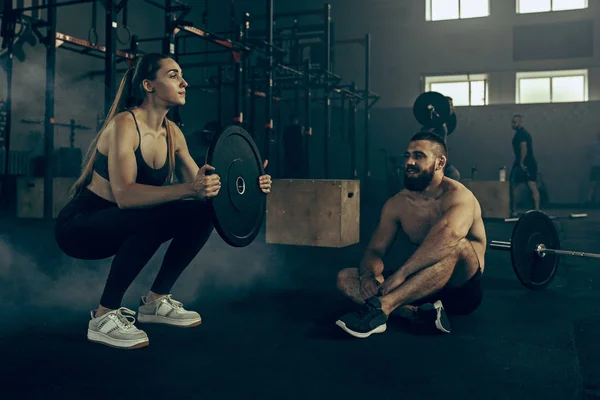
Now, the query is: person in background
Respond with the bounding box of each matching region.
[509,115,540,216]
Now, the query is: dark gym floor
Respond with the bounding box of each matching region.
[1,205,599,399]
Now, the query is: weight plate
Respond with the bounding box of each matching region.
[446,112,457,136]
[206,125,266,247]
[413,91,451,129]
[510,211,561,290]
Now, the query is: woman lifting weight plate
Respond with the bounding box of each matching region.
[54,53,272,350]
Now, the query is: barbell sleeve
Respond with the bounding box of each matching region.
[537,245,600,260]
[570,213,588,219]
[490,241,511,251]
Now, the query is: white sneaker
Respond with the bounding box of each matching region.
[416,300,451,334]
[137,294,202,328]
[87,307,149,350]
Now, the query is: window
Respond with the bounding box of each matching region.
[516,70,588,104]
[517,0,588,14]
[424,74,489,106]
[425,0,489,21]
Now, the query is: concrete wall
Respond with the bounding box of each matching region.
[219,0,600,108]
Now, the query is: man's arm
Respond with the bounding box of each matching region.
[391,189,475,283]
[358,199,400,278]
[520,141,528,166]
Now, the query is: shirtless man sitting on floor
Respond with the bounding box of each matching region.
[336,131,487,338]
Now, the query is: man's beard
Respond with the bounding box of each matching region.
[404,166,435,192]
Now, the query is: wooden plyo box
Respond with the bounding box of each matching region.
[16,177,76,219]
[462,180,510,219]
[266,179,360,248]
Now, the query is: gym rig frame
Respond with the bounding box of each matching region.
[0,0,379,219]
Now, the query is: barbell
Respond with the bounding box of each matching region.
[489,210,600,290]
[503,213,588,223]
[413,91,457,136]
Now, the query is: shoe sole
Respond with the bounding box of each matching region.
[87,330,149,350]
[137,314,202,327]
[435,319,451,334]
[335,320,387,338]
[417,301,451,334]
[433,301,451,334]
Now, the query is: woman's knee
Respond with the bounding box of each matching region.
[170,199,210,217]
[155,200,213,236]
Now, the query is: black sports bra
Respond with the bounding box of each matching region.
[93,110,169,187]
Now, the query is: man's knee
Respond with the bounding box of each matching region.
[527,181,539,192]
[452,238,472,258]
[337,268,358,292]
[447,238,481,282]
[454,239,480,269]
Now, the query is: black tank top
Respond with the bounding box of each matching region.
[93,110,170,187]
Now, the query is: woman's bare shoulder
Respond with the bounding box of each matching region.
[98,112,138,151]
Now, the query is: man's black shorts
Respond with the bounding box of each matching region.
[382,269,483,316]
[511,163,537,183]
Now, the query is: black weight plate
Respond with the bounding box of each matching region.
[413,91,451,129]
[446,112,457,136]
[206,125,265,247]
[510,211,561,290]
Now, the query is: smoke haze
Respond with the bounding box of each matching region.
[0,228,291,335]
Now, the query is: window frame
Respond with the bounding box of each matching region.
[424,74,490,106]
[425,0,491,21]
[516,0,588,14]
[516,69,589,104]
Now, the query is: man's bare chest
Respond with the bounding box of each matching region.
[399,203,442,245]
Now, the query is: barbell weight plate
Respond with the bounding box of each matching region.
[510,211,561,290]
[413,91,451,129]
[446,112,457,136]
[205,125,266,247]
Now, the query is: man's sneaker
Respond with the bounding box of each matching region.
[137,294,201,327]
[335,297,388,338]
[87,307,149,350]
[414,300,451,334]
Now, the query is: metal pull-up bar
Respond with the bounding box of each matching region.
[252,8,326,20]
[55,32,136,59]
[175,22,252,54]
[4,0,95,13]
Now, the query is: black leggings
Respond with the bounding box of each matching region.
[55,189,214,309]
